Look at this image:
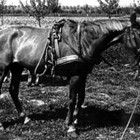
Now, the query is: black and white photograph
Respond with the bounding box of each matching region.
[0,0,140,139]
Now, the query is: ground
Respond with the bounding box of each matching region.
[0,15,139,140]
[0,59,140,140]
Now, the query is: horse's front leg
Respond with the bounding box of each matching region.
[66,76,79,133]
[9,63,24,118]
[74,74,87,125]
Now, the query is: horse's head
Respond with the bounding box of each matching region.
[122,26,140,67]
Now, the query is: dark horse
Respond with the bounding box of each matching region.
[114,13,140,79]
[122,22,140,78]
[0,19,130,133]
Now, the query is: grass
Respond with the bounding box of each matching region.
[0,61,140,139]
[0,15,139,139]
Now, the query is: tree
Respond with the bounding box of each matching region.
[83,4,90,14]
[97,0,120,18]
[0,0,6,25]
[20,0,60,27]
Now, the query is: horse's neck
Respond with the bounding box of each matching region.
[92,30,124,56]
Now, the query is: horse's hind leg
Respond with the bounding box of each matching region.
[0,64,10,96]
[0,64,11,130]
[9,63,24,117]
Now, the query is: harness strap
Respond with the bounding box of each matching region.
[34,41,49,76]
[52,32,61,58]
[77,23,82,56]
[49,26,62,76]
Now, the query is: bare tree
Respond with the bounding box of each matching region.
[20,0,60,27]
[0,0,6,25]
[97,0,120,18]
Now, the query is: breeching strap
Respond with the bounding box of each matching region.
[34,40,49,76]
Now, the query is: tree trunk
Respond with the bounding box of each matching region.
[37,18,41,27]
[1,14,3,25]
[108,13,111,19]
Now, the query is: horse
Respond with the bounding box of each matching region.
[0,18,130,134]
[119,18,140,79]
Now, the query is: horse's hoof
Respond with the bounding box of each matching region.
[67,126,78,138]
[67,125,76,133]
[24,117,31,124]
[74,119,78,125]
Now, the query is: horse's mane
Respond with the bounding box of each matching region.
[81,19,130,35]
[56,19,130,36]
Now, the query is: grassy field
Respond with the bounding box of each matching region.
[0,15,130,29]
[0,60,140,139]
[0,16,140,140]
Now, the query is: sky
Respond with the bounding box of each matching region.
[6,0,136,7]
